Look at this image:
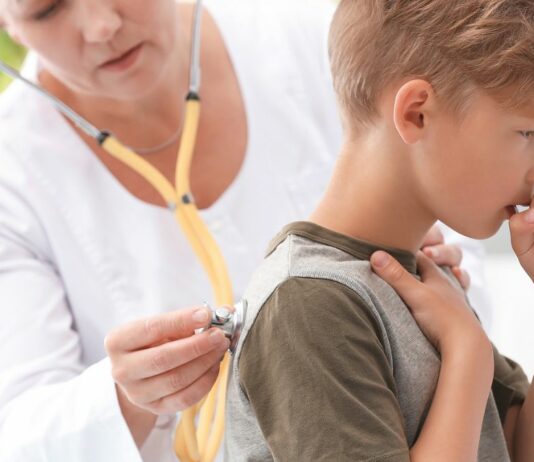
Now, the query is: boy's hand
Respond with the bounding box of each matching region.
[421,224,470,290]
[509,199,534,283]
[370,251,488,355]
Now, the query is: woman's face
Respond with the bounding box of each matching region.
[0,0,179,99]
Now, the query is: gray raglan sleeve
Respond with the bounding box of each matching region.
[239,277,410,462]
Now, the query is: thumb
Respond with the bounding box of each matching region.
[509,206,534,257]
[370,251,421,302]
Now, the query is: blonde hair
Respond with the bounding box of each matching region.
[329,0,534,126]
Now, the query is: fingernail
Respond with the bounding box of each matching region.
[372,252,389,268]
[193,309,209,323]
[209,329,225,345]
[525,208,534,224]
[424,247,439,258]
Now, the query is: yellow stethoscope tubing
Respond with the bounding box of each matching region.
[171,97,232,462]
[100,96,232,462]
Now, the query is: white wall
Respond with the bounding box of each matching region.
[483,224,534,378]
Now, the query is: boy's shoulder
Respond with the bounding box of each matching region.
[226,222,421,461]
[237,221,423,371]
[242,221,417,324]
[241,222,390,335]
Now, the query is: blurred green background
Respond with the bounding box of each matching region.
[0,31,27,92]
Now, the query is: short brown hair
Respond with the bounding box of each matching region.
[329,0,534,127]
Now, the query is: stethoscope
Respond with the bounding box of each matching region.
[0,1,244,461]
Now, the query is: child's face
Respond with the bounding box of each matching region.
[416,91,534,239]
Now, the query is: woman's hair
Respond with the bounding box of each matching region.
[329,0,534,126]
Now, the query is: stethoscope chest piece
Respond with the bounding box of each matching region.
[200,300,247,354]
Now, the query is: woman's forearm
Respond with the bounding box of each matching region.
[116,384,158,448]
[512,380,534,462]
[410,335,494,462]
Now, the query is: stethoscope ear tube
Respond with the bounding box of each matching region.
[0,60,102,140]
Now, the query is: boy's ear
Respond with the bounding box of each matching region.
[393,79,434,145]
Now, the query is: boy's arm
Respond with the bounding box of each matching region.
[240,275,492,462]
[409,335,494,461]
[510,382,534,461]
[505,203,534,460]
[489,346,530,459]
[240,277,410,462]
[371,251,495,461]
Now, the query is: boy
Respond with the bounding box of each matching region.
[225,1,534,461]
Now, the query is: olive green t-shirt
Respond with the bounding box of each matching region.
[238,223,529,461]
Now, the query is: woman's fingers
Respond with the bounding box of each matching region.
[105,306,231,415]
[421,224,444,248]
[422,243,463,268]
[452,266,471,291]
[105,306,211,353]
[152,365,222,414]
[422,244,470,289]
[415,251,445,283]
[117,328,229,381]
[128,344,228,405]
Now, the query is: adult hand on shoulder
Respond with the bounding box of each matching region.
[370,251,489,356]
[421,224,470,290]
[509,199,534,283]
[104,306,230,446]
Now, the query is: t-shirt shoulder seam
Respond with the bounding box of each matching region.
[238,274,388,385]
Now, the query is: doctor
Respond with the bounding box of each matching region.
[0,0,484,461]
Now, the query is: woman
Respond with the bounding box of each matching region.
[0,0,479,460]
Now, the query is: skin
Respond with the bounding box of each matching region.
[0,0,469,448]
[311,79,534,460]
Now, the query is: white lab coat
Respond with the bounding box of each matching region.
[0,0,491,461]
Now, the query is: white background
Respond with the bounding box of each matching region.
[484,224,534,378]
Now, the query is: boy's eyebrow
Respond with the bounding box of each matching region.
[513,102,534,120]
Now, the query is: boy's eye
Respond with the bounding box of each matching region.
[519,130,534,140]
[33,1,59,21]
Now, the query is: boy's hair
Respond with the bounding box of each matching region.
[329,0,534,127]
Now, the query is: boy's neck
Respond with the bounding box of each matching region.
[310,136,437,255]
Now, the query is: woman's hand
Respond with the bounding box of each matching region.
[370,251,488,355]
[509,200,534,283]
[104,306,230,446]
[421,224,470,290]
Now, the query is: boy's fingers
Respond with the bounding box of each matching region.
[371,251,420,298]
[509,208,534,257]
